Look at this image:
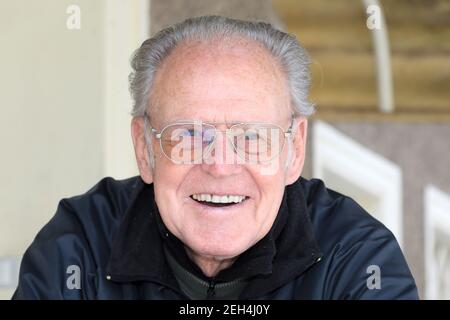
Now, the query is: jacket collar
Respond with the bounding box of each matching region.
[106,177,322,299]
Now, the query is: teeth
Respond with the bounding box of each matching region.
[191,194,246,204]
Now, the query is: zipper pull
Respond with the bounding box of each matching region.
[206,279,216,299]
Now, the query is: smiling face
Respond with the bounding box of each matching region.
[132,37,308,265]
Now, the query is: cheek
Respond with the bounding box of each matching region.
[153,163,192,231]
[257,176,285,219]
[153,155,191,186]
[246,165,287,221]
[246,160,286,197]
[245,144,291,180]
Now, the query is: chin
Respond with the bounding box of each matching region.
[187,233,253,260]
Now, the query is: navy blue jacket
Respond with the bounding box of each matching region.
[13,176,419,299]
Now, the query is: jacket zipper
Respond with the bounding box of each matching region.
[206,278,216,299]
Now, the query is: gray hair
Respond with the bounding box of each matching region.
[129,15,315,119]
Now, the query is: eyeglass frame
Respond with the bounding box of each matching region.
[143,113,296,164]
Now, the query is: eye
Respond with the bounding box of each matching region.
[178,128,201,138]
[244,130,259,141]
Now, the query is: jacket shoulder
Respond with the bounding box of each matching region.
[301,178,392,250]
[63,176,140,231]
[299,178,418,299]
[13,176,141,299]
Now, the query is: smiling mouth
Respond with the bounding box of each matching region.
[190,193,248,208]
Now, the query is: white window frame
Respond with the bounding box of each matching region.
[424,185,450,300]
[312,121,403,247]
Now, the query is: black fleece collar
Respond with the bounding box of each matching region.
[106,177,322,299]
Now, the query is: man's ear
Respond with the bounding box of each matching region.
[131,117,153,184]
[285,117,308,185]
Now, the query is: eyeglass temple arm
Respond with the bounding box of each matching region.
[284,115,296,138]
[143,115,162,139]
[151,128,161,139]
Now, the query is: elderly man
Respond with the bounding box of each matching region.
[13,16,418,300]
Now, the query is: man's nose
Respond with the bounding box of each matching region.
[200,130,243,177]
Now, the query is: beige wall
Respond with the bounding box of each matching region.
[0,0,146,299]
[0,0,104,299]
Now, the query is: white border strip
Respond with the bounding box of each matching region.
[313,121,403,246]
[424,185,450,299]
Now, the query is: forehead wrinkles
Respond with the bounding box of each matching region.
[150,38,289,116]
